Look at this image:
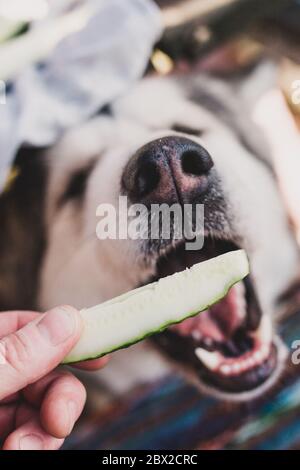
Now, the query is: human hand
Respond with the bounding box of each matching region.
[0,306,108,450]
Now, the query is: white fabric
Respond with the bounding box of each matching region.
[0,0,162,189]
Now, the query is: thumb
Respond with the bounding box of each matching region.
[0,305,82,400]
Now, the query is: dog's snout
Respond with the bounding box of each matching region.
[122,136,214,204]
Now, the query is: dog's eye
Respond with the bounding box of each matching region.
[58,161,95,208]
[171,124,205,137]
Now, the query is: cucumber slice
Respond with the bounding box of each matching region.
[63,250,249,364]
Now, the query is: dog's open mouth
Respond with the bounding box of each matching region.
[151,237,279,396]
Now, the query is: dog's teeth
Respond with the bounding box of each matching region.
[196,315,273,378]
[192,330,202,341]
[220,364,232,375]
[254,350,263,362]
[195,348,221,370]
[249,357,257,367]
[202,337,214,349]
[246,358,254,368]
[232,363,241,374]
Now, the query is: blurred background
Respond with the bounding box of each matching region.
[1,0,300,450]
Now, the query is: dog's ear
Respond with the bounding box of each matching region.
[0,146,47,310]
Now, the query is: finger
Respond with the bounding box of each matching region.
[0,405,16,439]
[72,355,110,371]
[23,370,69,406]
[2,416,64,450]
[0,402,40,442]
[1,392,20,404]
[0,311,39,339]
[0,305,83,400]
[40,374,86,438]
[23,370,86,438]
[15,403,35,427]
[0,402,35,441]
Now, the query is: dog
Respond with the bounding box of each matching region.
[1,71,299,401]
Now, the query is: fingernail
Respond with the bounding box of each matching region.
[19,434,44,450]
[67,401,78,435]
[37,306,78,346]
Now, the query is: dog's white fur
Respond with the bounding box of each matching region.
[38,76,299,399]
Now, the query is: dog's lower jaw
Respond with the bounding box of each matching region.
[176,335,288,403]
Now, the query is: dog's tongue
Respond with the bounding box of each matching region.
[171,283,246,342]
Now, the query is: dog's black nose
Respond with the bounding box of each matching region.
[122,136,214,204]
